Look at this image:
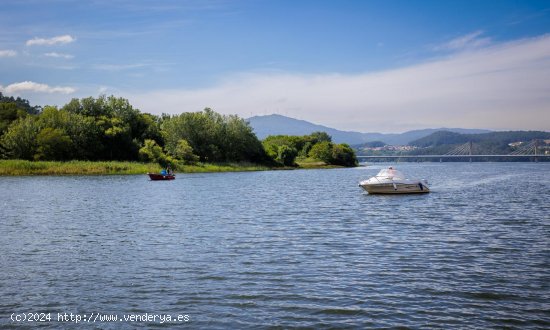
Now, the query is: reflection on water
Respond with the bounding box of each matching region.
[1,163,549,328]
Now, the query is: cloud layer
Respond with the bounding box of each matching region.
[435,30,492,51]
[26,35,76,46]
[0,50,17,57]
[0,81,76,94]
[44,52,74,59]
[128,34,550,132]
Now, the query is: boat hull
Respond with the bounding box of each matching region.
[359,182,429,194]
[148,173,175,181]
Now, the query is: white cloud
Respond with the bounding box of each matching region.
[0,49,17,57]
[44,52,74,59]
[0,81,76,94]
[94,63,146,71]
[26,35,76,46]
[435,30,491,51]
[126,34,550,133]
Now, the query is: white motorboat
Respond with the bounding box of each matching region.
[359,167,429,194]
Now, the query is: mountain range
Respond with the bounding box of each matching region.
[247,114,491,145]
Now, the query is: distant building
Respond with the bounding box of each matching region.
[362,145,418,152]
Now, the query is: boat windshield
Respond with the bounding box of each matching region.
[376,168,405,179]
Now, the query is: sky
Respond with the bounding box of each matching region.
[1,0,549,133]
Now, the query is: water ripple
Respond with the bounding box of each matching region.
[1,163,549,328]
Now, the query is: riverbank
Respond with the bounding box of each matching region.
[0,160,160,176]
[0,160,341,176]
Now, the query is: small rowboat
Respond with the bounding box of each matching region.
[148,173,175,181]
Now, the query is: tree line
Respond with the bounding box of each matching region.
[262,132,357,167]
[0,94,357,168]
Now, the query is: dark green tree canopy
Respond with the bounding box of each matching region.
[0,94,357,167]
[263,132,357,167]
[162,108,267,163]
[0,92,41,115]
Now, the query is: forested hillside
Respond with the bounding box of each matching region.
[410,130,550,148]
[407,130,550,155]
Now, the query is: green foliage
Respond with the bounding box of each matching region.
[35,128,73,161]
[330,143,358,166]
[0,116,40,160]
[61,95,162,160]
[276,145,298,166]
[0,102,27,136]
[309,131,332,143]
[0,93,358,168]
[0,93,37,159]
[308,141,333,163]
[299,141,313,157]
[171,139,199,164]
[138,139,177,168]
[136,113,163,144]
[41,106,104,160]
[0,92,41,114]
[162,108,266,163]
[139,139,165,162]
[62,95,115,117]
[309,142,358,166]
[263,132,357,167]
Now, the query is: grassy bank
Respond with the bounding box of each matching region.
[0,160,276,176]
[176,162,271,173]
[295,157,343,169]
[0,159,348,176]
[0,160,161,176]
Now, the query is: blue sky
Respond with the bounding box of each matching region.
[1,0,549,132]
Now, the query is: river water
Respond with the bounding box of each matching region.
[1,163,549,329]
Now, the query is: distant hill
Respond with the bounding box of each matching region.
[410,130,550,148]
[247,114,366,144]
[247,114,490,145]
[407,130,550,156]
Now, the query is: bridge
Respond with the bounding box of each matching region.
[357,140,549,161]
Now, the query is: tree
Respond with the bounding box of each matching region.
[0,102,27,136]
[331,143,358,167]
[139,139,165,163]
[172,139,199,164]
[62,95,146,160]
[308,141,333,163]
[276,145,298,166]
[135,113,163,144]
[34,128,72,160]
[162,108,267,163]
[0,92,41,114]
[0,116,40,160]
[262,135,306,165]
[223,114,267,162]
[62,95,112,117]
[38,106,103,160]
[309,131,332,144]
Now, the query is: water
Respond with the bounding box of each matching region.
[1,163,549,329]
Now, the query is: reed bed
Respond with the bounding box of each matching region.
[0,160,159,176]
[0,160,273,176]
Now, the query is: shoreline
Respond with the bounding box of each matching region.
[0,160,343,176]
